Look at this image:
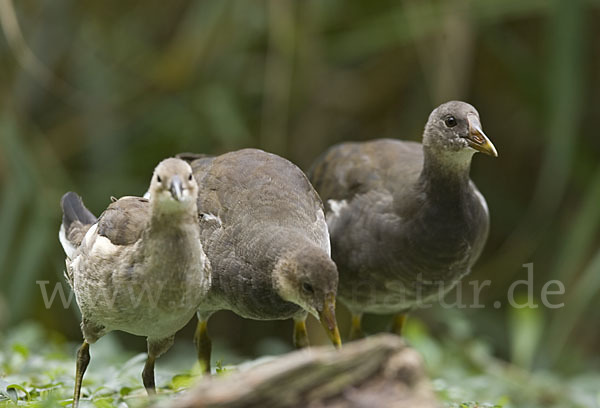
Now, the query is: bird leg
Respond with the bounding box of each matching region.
[73,341,90,408]
[142,353,156,394]
[391,314,407,336]
[194,319,212,374]
[293,318,310,348]
[143,336,174,394]
[349,313,364,340]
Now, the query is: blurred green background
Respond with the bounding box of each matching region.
[0,0,599,406]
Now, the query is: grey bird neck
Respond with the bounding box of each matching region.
[149,205,197,232]
[142,201,201,272]
[418,145,474,201]
[396,144,479,258]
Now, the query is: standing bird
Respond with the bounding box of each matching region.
[59,158,210,406]
[308,101,497,339]
[178,149,341,373]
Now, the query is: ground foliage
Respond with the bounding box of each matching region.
[1,320,598,408]
[1,1,600,407]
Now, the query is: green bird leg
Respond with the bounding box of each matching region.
[143,336,174,394]
[194,319,212,373]
[142,353,156,394]
[73,341,90,408]
[293,317,310,348]
[349,313,364,341]
[391,313,408,336]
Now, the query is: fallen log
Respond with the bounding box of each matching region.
[162,334,438,408]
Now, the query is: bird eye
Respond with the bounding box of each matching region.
[188,174,193,181]
[444,115,457,127]
[302,282,314,294]
[156,175,162,183]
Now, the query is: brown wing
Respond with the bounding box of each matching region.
[66,221,93,248]
[96,196,151,245]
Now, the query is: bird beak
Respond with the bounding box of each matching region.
[170,175,183,201]
[318,293,342,349]
[467,115,498,157]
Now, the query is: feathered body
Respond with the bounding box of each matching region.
[62,195,210,341]
[59,158,210,403]
[188,149,333,320]
[310,139,489,314]
[309,101,496,317]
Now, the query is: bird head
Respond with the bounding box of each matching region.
[423,101,498,158]
[149,158,198,212]
[273,246,341,348]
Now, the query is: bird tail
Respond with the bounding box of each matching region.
[175,152,215,184]
[59,192,97,259]
[175,152,213,162]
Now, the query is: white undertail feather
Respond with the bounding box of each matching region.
[83,223,98,249]
[58,224,77,259]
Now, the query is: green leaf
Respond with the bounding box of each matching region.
[92,398,114,408]
[169,374,195,390]
[11,344,29,359]
[6,384,30,403]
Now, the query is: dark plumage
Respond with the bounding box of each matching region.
[308,101,497,338]
[59,158,210,406]
[60,193,98,250]
[180,148,341,372]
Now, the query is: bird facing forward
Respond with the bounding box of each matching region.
[59,158,210,406]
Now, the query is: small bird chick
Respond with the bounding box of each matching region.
[309,101,497,339]
[178,149,341,373]
[59,158,210,406]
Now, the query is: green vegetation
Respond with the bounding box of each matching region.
[1,319,598,407]
[1,0,599,406]
[0,323,195,407]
